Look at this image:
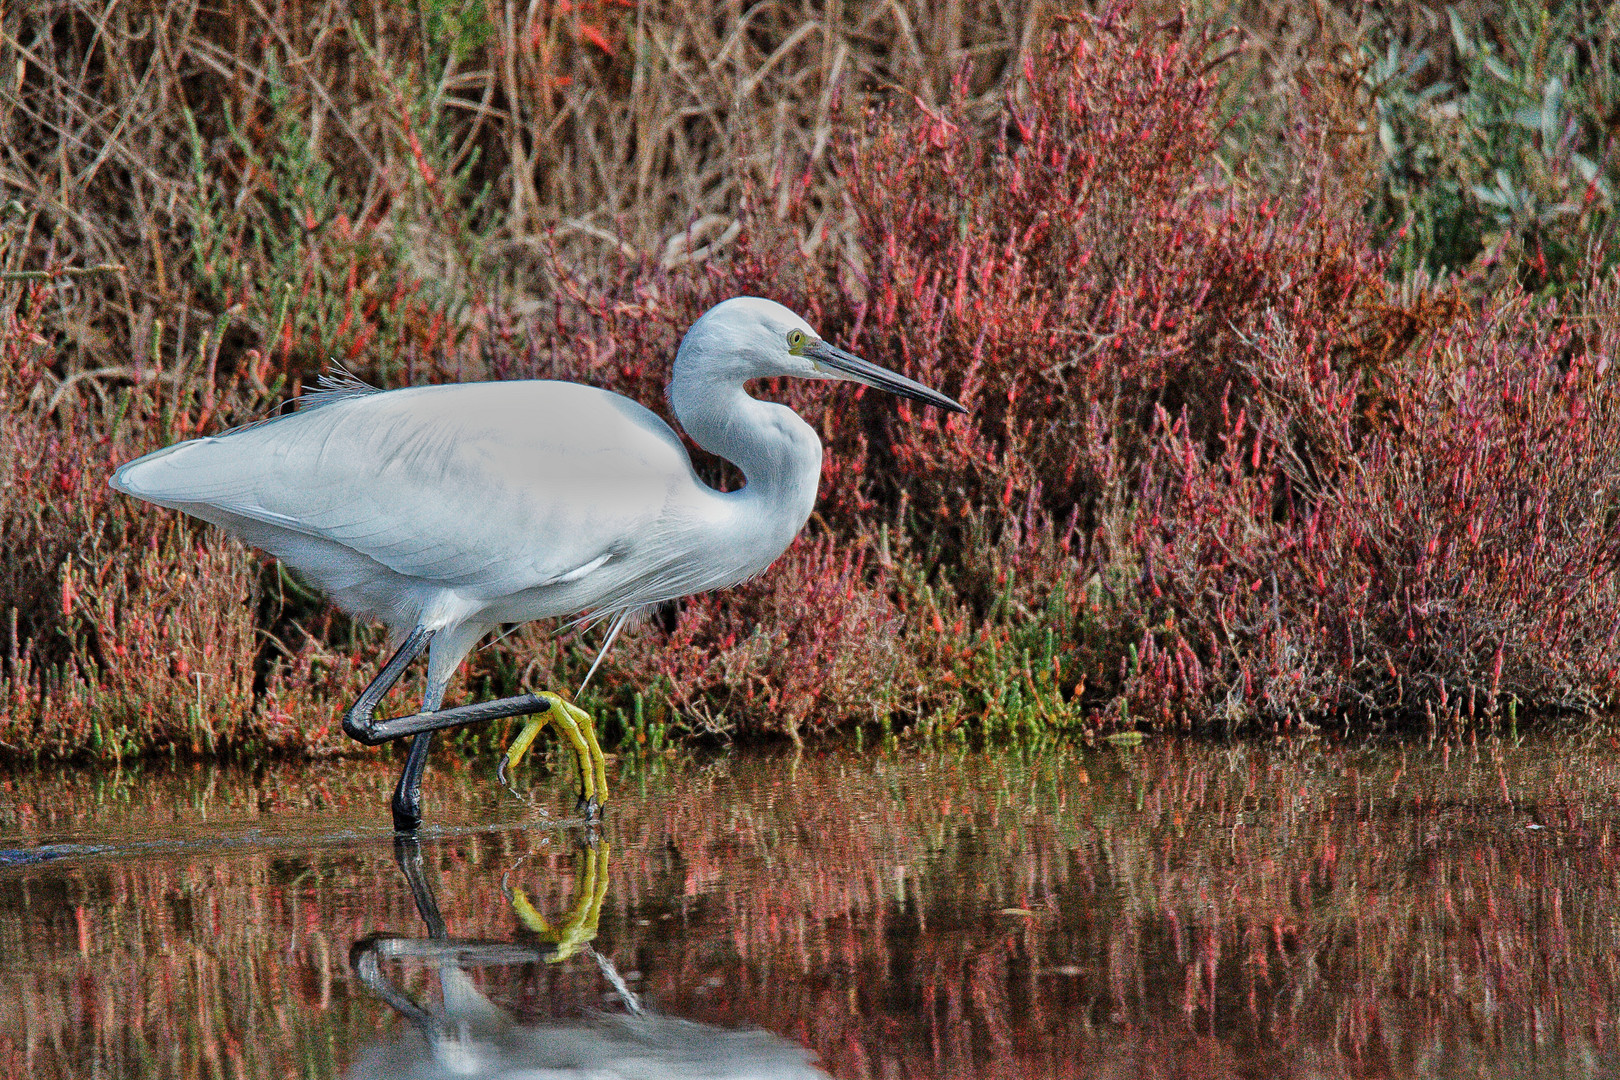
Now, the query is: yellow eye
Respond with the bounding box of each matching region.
[787,329,806,353]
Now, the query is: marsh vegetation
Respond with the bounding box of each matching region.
[2,0,1618,760]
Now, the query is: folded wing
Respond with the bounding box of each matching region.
[111,381,699,618]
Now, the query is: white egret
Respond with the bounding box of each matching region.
[111,297,965,831]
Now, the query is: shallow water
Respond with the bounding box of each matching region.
[2,734,1619,1078]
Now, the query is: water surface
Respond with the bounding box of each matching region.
[2,735,1619,1077]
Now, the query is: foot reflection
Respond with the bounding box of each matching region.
[503,837,609,963]
[348,834,830,1080]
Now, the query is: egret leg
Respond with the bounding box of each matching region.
[544,697,596,813]
[391,726,438,833]
[341,627,606,829]
[343,627,550,831]
[393,834,448,938]
[387,669,450,832]
[507,840,609,961]
[562,697,608,820]
[575,699,609,811]
[497,713,550,786]
[393,736,434,832]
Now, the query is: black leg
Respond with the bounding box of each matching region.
[392,834,447,937]
[348,836,444,1038]
[341,625,592,832]
[341,626,433,744]
[391,733,434,833]
[341,627,556,747]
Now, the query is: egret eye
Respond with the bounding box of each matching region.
[787,329,806,353]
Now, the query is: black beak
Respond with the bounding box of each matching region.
[804,340,967,414]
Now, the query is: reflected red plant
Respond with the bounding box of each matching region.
[2,739,1618,1078]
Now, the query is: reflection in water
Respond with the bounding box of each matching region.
[1,741,1619,1077]
[348,835,829,1080]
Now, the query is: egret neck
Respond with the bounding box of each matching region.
[669,363,824,589]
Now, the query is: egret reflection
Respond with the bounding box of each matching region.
[348,836,829,1080]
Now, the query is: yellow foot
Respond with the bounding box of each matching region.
[507,841,609,961]
[498,690,609,815]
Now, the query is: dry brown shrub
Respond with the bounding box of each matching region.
[2,0,1045,378]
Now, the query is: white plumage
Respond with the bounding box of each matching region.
[111,296,964,828]
[116,379,744,686]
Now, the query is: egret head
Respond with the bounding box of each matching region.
[675,297,966,414]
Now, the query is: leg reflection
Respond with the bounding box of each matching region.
[347,833,830,1079]
[504,839,609,963]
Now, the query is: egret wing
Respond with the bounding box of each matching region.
[112,381,698,599]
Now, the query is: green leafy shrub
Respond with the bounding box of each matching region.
[1365,2,1618,292]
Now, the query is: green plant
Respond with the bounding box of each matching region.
[1365,2,1618,292]
[184,47,484,383]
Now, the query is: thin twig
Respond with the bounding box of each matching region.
[0,263,125,281]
